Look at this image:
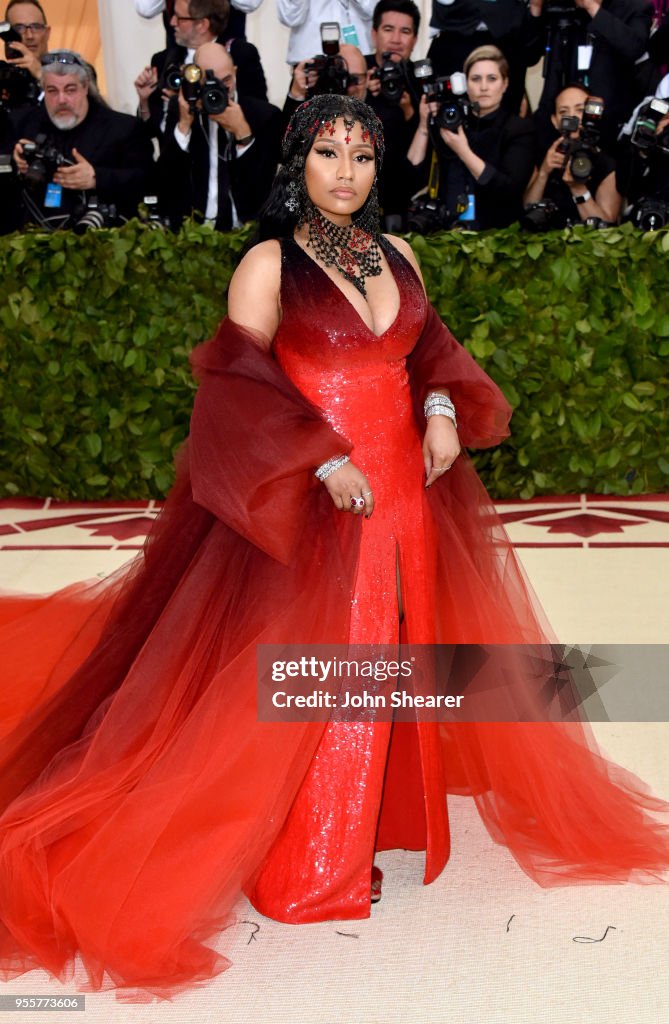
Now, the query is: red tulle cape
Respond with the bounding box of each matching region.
[0,314,667,1001]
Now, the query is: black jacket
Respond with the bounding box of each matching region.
[532,0,653,151]
[147,41,268,137]
[364,55,420,226]
[416,107,537,230]
[2,100,154,230]
[157,92,282,231]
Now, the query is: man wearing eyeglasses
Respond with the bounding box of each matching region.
[135,0,267,138]
[157,40,282,230]
[3,49,154,231]
[3,0,49,82]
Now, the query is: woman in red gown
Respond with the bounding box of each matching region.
[0,95,668,1001]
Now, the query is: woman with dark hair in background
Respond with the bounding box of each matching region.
[0,94,668,1000]
[407,45,536,230]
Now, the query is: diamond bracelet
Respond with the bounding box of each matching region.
[315,454,350,481]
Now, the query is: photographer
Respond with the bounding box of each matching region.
[0,0,49,118]
[158,40,282,230]
[407,45,536,231]
[365,0,421,227]
[2,49,154,232]
[524,83,622,226]
[135,0,267,139]
[617,95,669,228]
[283,42,369,123]
[530,0,653,153]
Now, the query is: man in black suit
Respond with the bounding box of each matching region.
[3,49,154,231]
[364,0,421,228]
[135,0,267,138]
[157,41,282,231]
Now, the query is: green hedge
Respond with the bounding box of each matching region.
[1,221,668,500]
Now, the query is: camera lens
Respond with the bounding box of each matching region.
[570,151,593,181]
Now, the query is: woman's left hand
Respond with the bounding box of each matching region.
[440,124,470,157]
[423,417,461,488]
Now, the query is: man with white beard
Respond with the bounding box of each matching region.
[3,49,153,230]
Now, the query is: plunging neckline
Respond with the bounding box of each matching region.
[288,236,402,340]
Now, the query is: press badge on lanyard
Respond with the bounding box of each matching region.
[44,183,63,208]
[339,0,359,46]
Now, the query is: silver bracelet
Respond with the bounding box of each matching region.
[315,454,350,481]
[424,393,457,427]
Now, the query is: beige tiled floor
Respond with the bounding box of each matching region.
[1,496,668,1023]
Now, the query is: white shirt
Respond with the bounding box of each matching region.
[657,74,669,101]
[174,93,253,226]
[276,0,375,64]
[134,0,266,16]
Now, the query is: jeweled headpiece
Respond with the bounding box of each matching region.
[281,95,385,169]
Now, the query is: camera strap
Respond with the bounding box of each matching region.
[427,150,440,200]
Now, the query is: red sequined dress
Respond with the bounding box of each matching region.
[0,236,668,1000]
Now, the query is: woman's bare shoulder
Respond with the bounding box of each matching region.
[383,234,426,293]
[227,240,282,344]
[233,238,282,281]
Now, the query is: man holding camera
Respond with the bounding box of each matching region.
[2,0,49,83]
[157,40,282,230]
[0,0,49,129]
[135,0,267,138]
[364,0,421,227]
[2,49,154,231]
[523,83,622,226]
[282,42,369,126]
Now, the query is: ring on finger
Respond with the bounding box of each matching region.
[350,496,365,510]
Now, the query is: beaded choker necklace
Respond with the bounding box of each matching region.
[305,207,382,297]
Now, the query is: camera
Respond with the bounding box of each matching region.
[413,61,473,131]
[407,195,454,233]
[0,24,39,110]
[73,195,118,233]
[21,134,74,187]
[556,97,604,183]
[304,22,351,97]
[631,98,669,156]
[162,62,184,92]
[521,200,561,232]
[180,63,229,114]
[138,195,167,229]
[629,197,669,231]
[304,53,350,96]
[434,72,472,131]
[369,51,405,105]
[0,60,38,109]
[0,19,22,59]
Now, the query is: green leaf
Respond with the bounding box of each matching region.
[83,433,102,457]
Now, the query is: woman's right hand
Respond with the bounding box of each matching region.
[541,137,568,177]
[323,462,374,518]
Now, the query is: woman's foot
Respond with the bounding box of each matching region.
[371,865,383,904]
